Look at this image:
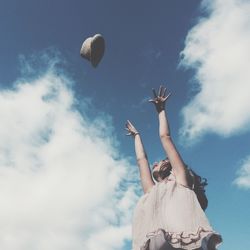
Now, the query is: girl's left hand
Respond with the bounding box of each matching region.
[125,120,139,137]
[149,85,171,113]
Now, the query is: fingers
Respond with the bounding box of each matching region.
[126,120,136,131]
[159,86,171,100]
[162,87,167,97]
[158,86,163,96]
[127,120,133,127]
[125,129,131,136]
[153,86,169,98]
[152,88,157,98]
[124,123,132,136]
[163,92,171,101]
[126,120,130,127]
[148,99,155,103]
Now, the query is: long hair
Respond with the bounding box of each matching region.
[152,160,208,210]
[187,167,208,211]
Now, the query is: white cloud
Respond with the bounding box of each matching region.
[233,155,250,189]
[179,0,250,143]
[0,55,139,250]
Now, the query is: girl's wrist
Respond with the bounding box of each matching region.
[157,109,165,114]
[156,105,165,113]
[134,132,140,137]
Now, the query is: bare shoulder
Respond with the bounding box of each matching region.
[172,168,193,189]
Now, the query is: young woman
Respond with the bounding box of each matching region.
[125,86,222,250]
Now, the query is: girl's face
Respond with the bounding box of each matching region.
[152,158,172,181]
[152,158,170,171]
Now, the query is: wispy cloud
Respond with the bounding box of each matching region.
[131,96,150,110]
[0,52,139,250]
[179,0,250,143]
[141,44,162,64]
[233,155,250,189]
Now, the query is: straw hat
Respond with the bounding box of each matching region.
[80,34,105,67]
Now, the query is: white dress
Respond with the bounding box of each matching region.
[132,172,222,250]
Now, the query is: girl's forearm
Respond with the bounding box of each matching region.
[134,134,148,161]
[134,134,154,193]
[158,110,170,137]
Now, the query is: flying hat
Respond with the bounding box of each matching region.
[80,34,105,68]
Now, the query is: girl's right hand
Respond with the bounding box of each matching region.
[125,120,139,137]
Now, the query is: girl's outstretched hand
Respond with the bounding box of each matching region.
[125,120,139,137]
[149,85,171,113]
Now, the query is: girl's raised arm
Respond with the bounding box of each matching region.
[149,86,189,187]
[125,120,154,193]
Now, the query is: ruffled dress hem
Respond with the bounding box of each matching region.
[140,226,222,250]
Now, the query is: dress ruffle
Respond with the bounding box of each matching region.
[141,226,222,250]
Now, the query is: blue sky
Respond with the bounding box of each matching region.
[0,0,250,249]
